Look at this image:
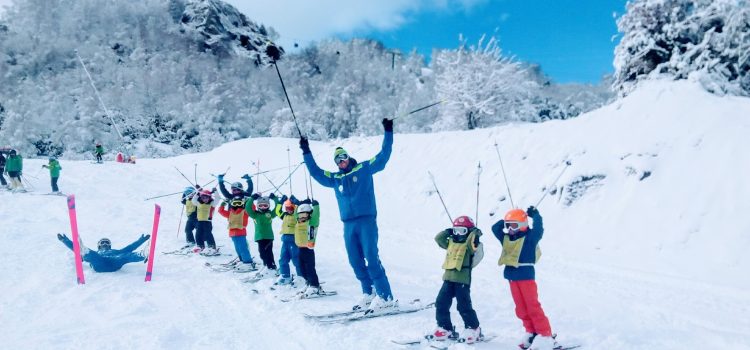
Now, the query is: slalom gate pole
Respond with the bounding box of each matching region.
[428,171,453,225]
[493,141,515,208]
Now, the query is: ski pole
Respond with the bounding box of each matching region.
[194,163,198,185]
[309,169,314,200]
[271,60,303,138]
[144,190,182,201]
[535,160,572,208]
[176,203,185,239]
[174,166,195,187]
[493,141,515,208]
[287,146,292,194]
[270,161,304,193]
[261,172,283,195]
[249,163,303,177]
[428,171,453,225]
[75,50,126,146]
[476,162,482,226]
[303,166,310,199]
[391,101,444,121]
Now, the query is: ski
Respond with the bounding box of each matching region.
[310,300,435,324]
[280,290,338,302]
[144,204,161,282]
[240,271,278,284]
[304,298,422,320]
[66,195,85,284]
[392,334,497,349]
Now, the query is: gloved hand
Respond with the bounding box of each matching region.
[382,118,394,132]
[57,233,67,242]
[251,193,260,200]
[195,184,201,189]
[290,195,298,204]
[140,234,151,241]
[265,44,281,62]
[269,193,277,199]
[300,137,310,154]
[301,198,311,205]
[307,241,315,249]
[280,195,288,203]
[311,199,319,206]
[217,174,225,183]
[526,206,539,217]
[241,174,251,180]
[42,165,47,168]
[211,188,217,193]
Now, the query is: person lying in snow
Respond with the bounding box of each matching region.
[57,233,149,272]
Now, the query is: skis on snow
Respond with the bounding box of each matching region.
[66,195,85,285]
[304,299,435,324]
[144,204,161,282]
[391,334,497,349]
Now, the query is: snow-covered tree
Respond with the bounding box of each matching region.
[432,35,539,131]
[614,0,750,96]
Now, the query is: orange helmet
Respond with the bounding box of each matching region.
[504,209,529,232]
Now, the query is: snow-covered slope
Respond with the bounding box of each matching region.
[2,80,749,349]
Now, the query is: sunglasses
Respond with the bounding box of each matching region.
[452,227,469,236]
[335,153,350,164]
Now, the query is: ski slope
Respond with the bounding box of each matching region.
[1,80,749,349]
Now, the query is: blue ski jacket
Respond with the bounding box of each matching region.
[304,132,392,222]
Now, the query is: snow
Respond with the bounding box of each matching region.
[2,80,749,349]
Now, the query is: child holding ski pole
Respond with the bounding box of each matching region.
[294,199,323,297]
[191,188,220,255]
[276,195,302,285]
[181,186,199,251]
[41,156,62,194]
[218,173,253,200]
[491,206,556,350]
[429,216,483,344]
[217,196,256,272]
[246,193,279,277]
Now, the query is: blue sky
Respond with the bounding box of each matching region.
[347,0,629,83]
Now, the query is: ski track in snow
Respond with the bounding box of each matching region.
[2,81,749,349]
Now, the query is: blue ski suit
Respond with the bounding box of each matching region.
[58,234,148,272]
[303,131,394,300]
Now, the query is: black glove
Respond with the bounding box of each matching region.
[382,118,394,132]
[526,206,539,217]
[140,234,151,241]
[217,174,225,183]
[280,195,288,203]
[265,44,281,62]
[211,188,217,193]
[269,193,277,199]
[241,174,251,180]
[290,195,299,204]
[57,233,67,242]
[300,137,310,154]
[251,193,260,200]
[301,198,312,205]
[311,199,319,206]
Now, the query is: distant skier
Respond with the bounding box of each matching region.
[218,173,253,200]
[492,206,557,350]
[275,195,302,286]
[246,193,279,278]
[0,151,7,189]
[191,188,221,255]
[5,149,24,191]
[94,143,104,163]
[429,216,483,344]
[57,233,149,272]
[41,157,62,194]
[294,199,323,297]
[299,117,396,312]
[217,196,256,272]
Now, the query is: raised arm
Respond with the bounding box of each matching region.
[217,175,232,199]
[491,220,506,243]
[527,206,544,240]
[300,137,336,188]
[434,229,451,249]
[368,129,393,174]
[117,234,150,253]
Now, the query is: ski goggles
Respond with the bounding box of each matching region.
[257,203,270,210]
[505,221,528,231]
[334,153,349,164]
[230,199,244,207]
[98,238,111,249]
[452,227,469,236]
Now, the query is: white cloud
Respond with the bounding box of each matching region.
[225,0,487,50]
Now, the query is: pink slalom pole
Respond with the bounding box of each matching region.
[66,195,86,285]
[145,204,161,282]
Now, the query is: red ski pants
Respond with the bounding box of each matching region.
[509,280,552,336]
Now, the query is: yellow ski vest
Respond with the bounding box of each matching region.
[442,232,477,271]
[498,235,541,267]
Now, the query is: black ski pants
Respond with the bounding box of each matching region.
[298,247,320,287]
[0,167,6,186]
[435,281,480,330]
[195,221,215,249]
[257,239,276,269]
[51,176,59,192]
[184,214,197,244]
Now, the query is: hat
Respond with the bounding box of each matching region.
[333,147,349,163]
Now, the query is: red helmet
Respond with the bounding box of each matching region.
[452,216,475,229]
[199,189,212,196]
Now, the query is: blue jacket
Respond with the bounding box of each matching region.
[304,132,393,222]
[491,212,544,281]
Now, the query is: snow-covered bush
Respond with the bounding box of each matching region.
[614,0,750,96]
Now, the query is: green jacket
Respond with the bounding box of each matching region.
[5,155,22,172]
[246,202,278,241]
[46,160,62,178]
[95,145,104,155]
[435,228,482,285]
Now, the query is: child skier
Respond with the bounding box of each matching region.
[429,216,483,344]
[57,233,149,272]
[294,200,324,296]
[191,188,220,255]
[41,157,62,194]
[181,187,199,251]
[246,193,279,277]
[0,151,7,189]
[491,206,556,350]
[218,174,253,200]
[5,149,24,191]
[217,195,256,272]
[94,143,104,163]
[276,195,302,285]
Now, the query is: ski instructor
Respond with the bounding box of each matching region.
[299,118,395,312]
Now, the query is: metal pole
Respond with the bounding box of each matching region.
[493,141,515,208]
[428,171,453,225]
[535,161,572,208]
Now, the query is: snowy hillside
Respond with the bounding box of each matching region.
[2,80,749,349]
